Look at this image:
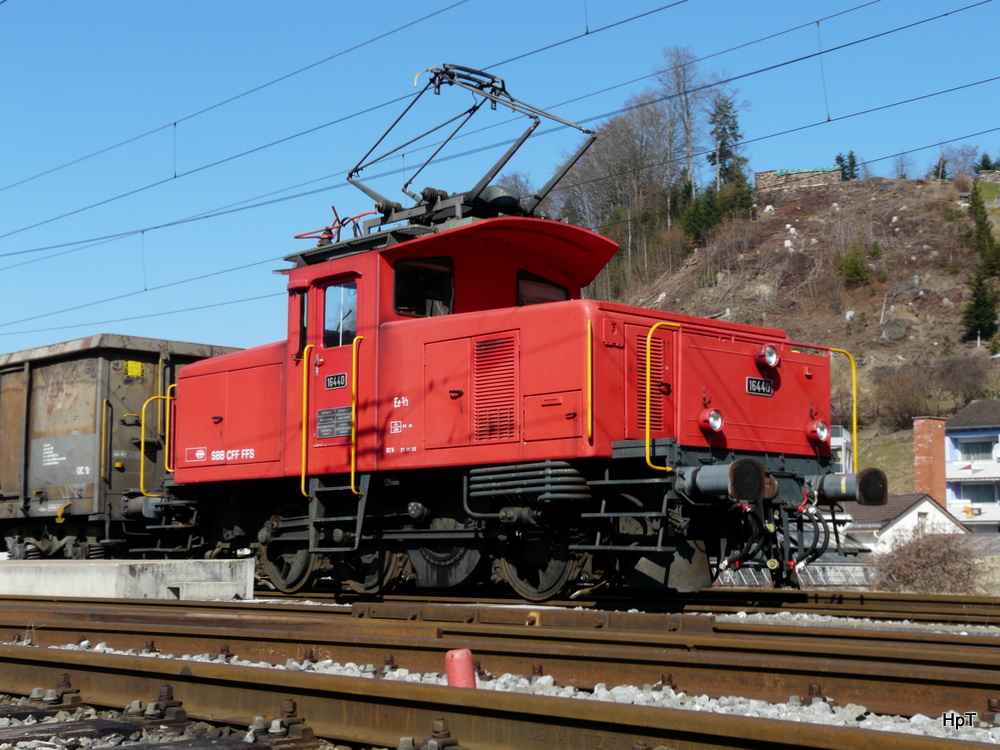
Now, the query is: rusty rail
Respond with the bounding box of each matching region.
[0,596,997,724]
[0,644,989,750]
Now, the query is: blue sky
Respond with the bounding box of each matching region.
[2,0,997,354]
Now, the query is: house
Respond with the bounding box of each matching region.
[941,402,1000,532]
[847,493,967,555]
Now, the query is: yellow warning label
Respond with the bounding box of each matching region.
[125,361,146,378]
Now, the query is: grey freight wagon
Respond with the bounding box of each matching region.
[0,335,236,559]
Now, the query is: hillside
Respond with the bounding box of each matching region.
[625,177,1000,487]
[631,178,997,405]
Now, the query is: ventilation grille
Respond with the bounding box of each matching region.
[636,333,665,432]
[474,336,516,441]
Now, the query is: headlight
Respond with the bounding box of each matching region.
[808,419,830,443]
[700,409,724,433]
[756,344,780,369]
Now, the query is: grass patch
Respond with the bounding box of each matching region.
[976,182,999,202]
[857,429,914,494]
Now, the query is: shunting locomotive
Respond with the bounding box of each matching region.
[0,66,886,599]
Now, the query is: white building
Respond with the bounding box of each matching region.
[944,400,1000,532]
[847,493,967,555]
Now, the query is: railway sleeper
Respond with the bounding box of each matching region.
[0,683,319,750]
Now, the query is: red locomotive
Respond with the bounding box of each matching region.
[168,66,886,597]
[0,67,886,599]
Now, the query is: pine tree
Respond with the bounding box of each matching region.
[974,152,995,172]
[705,93,747,191]
[835,151,859,180]
[931,155,950,180]
[969,183,1000,272]
[961,262,999,341]
[846,151,858,180]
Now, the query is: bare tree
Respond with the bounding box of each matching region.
[891,153,914,179]
[942,143,981,178]
[658,47,705,201]
[555,90,683,298]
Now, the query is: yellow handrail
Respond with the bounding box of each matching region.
[300,344,314,499]
[157,357,165,437]
[586,320,593,442]
[100,398,110,483]
[139,394,170,498]
[164,384,177,473]
[829,348,859,473]
[350,335,365,495]
[644,321,681,473]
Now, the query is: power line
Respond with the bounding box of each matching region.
[0,0,976,247]
[3,0,990,258]
[0,254,284,329]
[0,0,472,195]
[5,122,995,338]
[0,293,286,337]
[0,3,687,243]
[4,77,999,336]
[4,64,998,264]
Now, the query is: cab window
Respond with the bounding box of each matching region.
[323,280,357,348]
[518,272,568,305]
[395,258,454,317]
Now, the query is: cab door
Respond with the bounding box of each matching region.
[307,277,361,474]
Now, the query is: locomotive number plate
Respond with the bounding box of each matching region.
[746,377,773,397]
[325,373,347,390]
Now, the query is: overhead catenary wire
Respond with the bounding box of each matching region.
[3,103,998,336]
[1,0,984,258]
[1,2,996,339]
[0,2,689,243]
[2,1,996,263]
[0,0,474,195]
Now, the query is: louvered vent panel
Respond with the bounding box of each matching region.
[474,337,516,442]
[636,333,665,432]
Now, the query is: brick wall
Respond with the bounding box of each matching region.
[913,417,946,506]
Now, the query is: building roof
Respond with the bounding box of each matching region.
[946,400,1000,430]
[846,493,960,530]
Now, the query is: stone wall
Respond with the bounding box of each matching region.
[756,167,842,194]
[977,170,1000,184]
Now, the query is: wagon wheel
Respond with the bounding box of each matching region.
[336,548,404,594]
[257,509,318,594]
[499,536,581,602]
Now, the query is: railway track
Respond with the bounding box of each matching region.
[0,595,997,748]
[273,585,1000,626]
[0,684,319,750]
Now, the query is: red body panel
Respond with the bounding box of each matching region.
[172,217,831,486]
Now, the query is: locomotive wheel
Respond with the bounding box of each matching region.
[499,536,581,602]
[258,508,318,594]
[336,548,403,594]
[260,543,318,594]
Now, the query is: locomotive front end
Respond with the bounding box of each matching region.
[589,309,888,590]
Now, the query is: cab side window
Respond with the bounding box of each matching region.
[323,280,357,348]
[518,272,568,305]
[395,258,454,317]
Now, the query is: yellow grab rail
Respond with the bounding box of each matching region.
[829,348,859,473]
[164,384,177,473]
[644,321,680,473]
[100,398,110,483]
[350,335,365,495]
[300,344,314,499]
[139,394,170,498]
[586,320,593,442]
